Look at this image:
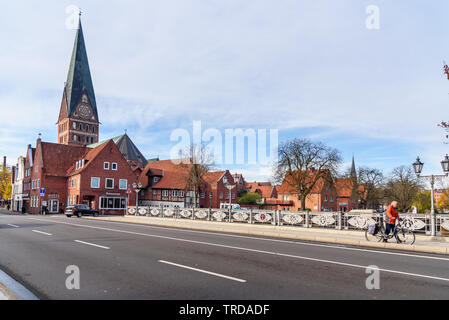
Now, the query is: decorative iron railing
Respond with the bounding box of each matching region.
[126,206,449,237]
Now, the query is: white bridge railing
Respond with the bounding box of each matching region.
[126,206,449,237]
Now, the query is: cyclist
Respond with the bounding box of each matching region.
[384,201,399,242]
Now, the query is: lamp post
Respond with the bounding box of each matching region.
[132,182,142,216]
[223,176,236,222]
[412,155,449,237]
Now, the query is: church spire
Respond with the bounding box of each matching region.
[350,155,357,181]
[64,17,98,121]
[57,16,100,146]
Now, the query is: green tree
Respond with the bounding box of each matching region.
[238,192,262,205]
[412,191,431,213]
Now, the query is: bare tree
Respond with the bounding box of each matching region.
[273,139,342,210]
[356,167,384,209]
[384,166,422,212]
[179,144,214,208]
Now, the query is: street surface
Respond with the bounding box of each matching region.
[0,212,448,299]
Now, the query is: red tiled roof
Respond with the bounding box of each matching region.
[249,185,275,199]
[39,141,87,177]
[66,140,111,176]
[278,170,330,194]
[335,178,355,198]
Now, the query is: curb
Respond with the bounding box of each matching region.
[87,216,449,256]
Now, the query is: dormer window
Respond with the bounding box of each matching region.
[154,177,160,183]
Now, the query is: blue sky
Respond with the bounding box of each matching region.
[1,1,449,181]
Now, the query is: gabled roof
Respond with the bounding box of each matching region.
[38,141,87,177]
[63,19,98,121]
[87,134,147,165]
[335,178,355,198]
[66,140,111,176]
[278,170,331,194]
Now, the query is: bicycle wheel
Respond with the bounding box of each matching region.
[396,229,415,245]
[365,229,383,242]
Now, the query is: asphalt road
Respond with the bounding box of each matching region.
[0,212,449,300]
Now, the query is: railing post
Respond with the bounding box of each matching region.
[228,207,231,223]
[192,207,195,220]
[249,208,253,224]
[431,213,436,237]
[305,211,310,228]
[337,211,342,230]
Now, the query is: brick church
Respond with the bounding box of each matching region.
[23,18,146,215]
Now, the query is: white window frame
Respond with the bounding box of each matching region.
[172,190,178,197]
[104,162,110,170]
[105,178,114,189]
[119,179,127,190]
[91,177,100,189]
[112,162,118,171]
[162,190,169,197]
[152,189,157,196]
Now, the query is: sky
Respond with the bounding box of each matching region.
[1,0,449,182]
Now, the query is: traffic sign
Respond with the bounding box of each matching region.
[40,187,46,197]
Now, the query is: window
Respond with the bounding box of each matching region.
[91,177,100,189]
[153,177,160,183]
[201,192,205,199]
[210,192,213,199]
[99,197,126,210]
[219,192,223,199]
[152,189,157,196]
[179,191,184,198]
[162,190,169,197]
[104,162,110,170]
[232,193,235,200]
[330,196,334,202]
[112,163,118,171]
[105,178,114,189]
[73,122,77,129]
[119,179,127,190]
[172,190,178,197]
[325,195,328,202]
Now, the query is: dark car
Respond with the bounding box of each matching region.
[65,204,99,218]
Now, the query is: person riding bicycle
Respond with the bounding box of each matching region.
[384,201,399,242]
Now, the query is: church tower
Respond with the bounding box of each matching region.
[57,17,99,146]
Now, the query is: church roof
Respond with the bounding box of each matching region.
[87,134,147,165]
[64,19,99,121]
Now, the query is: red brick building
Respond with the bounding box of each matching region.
[275,170,338,212]
[137,159,237,209]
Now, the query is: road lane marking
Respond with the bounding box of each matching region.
[7,224,19,228]
[26,216,449,262]
[74,240,110,250]
[32,230,52,236]
[159,260,246,283]
[23,217,449,283]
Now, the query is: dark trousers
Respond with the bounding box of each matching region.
[385,224,396,235]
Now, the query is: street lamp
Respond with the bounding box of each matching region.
[223,176,236,222]
[412,155,449,237]
[132,182,142,216]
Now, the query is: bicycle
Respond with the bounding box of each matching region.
[365,217,416,245]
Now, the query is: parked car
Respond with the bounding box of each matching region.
[65,204,99,218]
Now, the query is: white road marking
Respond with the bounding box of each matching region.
[7,224,19,228]
[74,240,110,250]
[23,217,449,283]
[159,260,246,283]
[32,230,52,236]
[30,216,449,262]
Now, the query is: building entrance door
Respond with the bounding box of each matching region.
[49,199,59,213]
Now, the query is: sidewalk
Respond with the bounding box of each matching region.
[87,215,449,255]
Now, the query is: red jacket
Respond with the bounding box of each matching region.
[385,205,399,225]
